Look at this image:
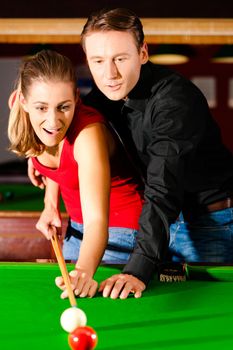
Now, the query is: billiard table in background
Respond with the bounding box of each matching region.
[0,182,68,260]
[0,262,233,350]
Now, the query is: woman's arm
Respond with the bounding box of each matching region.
[57,122,112,298]
[36,177,62,239]
[75,122,111,275]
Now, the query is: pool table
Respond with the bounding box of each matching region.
[0,262,233,350]
[0,182,68,260]
[0,182,65,212]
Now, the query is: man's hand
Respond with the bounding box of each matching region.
[36,207,62,240]
[98,273,146,299]
[28,158,46,189]
[55,269,98,298]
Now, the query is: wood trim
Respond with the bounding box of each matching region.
[142,18,233,44]
[0,211,68,260]
[0,210,68,218]
[0,18,232,44]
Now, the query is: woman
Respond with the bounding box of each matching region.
[8,49,144,298]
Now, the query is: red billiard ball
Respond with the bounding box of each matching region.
[68,326,98,350]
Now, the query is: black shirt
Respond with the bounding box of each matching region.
[84,61,233,285]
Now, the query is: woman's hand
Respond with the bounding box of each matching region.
[28,157,47,189]
[55,268,98,298]
[36,207,62,240]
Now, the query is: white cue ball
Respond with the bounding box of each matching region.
[60,307,87,333]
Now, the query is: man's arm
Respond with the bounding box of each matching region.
[99,78,205,298]
[99,274,146,299]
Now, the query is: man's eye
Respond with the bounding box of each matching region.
[115,57,126,62]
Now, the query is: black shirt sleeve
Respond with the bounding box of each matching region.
[123,75,208,284]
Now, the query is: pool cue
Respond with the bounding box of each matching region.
[51,230,77,307]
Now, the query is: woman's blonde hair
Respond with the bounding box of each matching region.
[8,49,77,157]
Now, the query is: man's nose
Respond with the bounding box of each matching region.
[104,61,119,80]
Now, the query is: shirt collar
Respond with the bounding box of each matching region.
[124,62,154,113]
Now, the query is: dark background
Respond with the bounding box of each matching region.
[0,0,232,18]
[0,0,232,175]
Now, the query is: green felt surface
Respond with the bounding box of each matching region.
[0,183,65,211]
[187,264,233,281]
[0,263,233,350]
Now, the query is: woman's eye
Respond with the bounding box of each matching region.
[36,106,46,111]
[59,105,70,112]
[93,59,103,64]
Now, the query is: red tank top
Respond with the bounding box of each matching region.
[32,100,143,229]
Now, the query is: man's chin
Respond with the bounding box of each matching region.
[103,91,124,101]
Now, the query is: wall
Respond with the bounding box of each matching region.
[0,43,232,166]
[0,57,21,164]
[167,45,233,153]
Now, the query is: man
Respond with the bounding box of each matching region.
[29,8,233,299]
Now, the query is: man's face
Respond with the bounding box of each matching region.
[85,31,148,101]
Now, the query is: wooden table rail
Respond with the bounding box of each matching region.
[0,18,233,44]
[0,210,68,261]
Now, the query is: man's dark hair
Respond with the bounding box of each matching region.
[81,8,144,52]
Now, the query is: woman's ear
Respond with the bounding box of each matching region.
[8,90,17,110]
[76,88,80,102]
[19,93,29,112]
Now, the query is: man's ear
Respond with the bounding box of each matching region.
[19,93,29,112]
[140,42,149,64]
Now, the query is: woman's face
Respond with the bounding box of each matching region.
[21,80,76,148]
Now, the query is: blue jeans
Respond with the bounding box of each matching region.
[169,208,233,263]
[63,220,138,263]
